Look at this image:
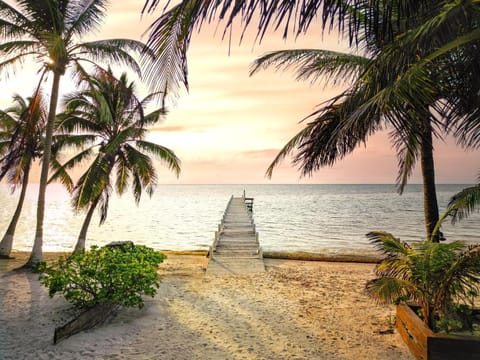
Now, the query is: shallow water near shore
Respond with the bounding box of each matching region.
[0,183,478,254]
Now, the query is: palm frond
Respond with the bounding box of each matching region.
[445,184,480,224]
[51,134,96,152]
[433,243,480,312]
[265,121,315,178]
[365,277,417,305]
[97,187,111,224]
[114,153,130,196]
[0,51,40,78]
[0,40,39,55]
[123,144,157,202]
[142,1,194,95]
[390,124,421,194]
[293,93,379,176]
[250,49,370,85]
[366,231,411,256]
[65,0,108,39]
[135,140,181,177]
[73,39,145,77]
[142,0,444,96]
[48,157,74,192]
[0,3,33,36]
[72,154,112,210]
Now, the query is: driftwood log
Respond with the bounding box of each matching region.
[53,302,121,344]
[263,251,382,263]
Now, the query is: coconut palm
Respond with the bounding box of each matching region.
[51,68,181,252]
[0,0,149,266]
[142,0,479,240]
[250,45,444,240]
[365,231,480,331]
[0,90,47,257]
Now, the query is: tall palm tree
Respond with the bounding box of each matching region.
[0,91,47,257]
[0,0,149,266]
[51,68,181,252]
[142,0,480,241]
[250,46,444,241]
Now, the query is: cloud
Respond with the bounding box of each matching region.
[149,125,186,132]
[240,149,282,159]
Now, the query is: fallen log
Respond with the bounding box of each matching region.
[54,302,121,344]
[263,251,382,263]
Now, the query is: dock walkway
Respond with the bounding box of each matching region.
[206,195,265,275]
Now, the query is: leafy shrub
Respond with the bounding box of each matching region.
[40,243,166,309]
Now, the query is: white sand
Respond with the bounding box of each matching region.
[0,254,413,359]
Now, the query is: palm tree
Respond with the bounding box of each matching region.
[142,0,480,241]
[0,0,149,266]
[0,91,47,257]
[250,46,444,241]
[365,231,480,331]
[51,68,181,252]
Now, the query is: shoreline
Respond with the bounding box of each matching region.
[0,252,411,359]
[6,249,382,264]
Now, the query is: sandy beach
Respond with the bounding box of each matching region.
[0,253,412,359]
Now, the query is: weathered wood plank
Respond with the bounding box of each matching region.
[54,302,121,344]
[396,304,432,359]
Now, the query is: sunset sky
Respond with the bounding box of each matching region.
[1,1,479,184]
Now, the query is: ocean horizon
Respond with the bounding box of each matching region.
[1,183,479,254]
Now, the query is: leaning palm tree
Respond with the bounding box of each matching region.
[51,69,181,252]
[251,45,444,241]
[0,0,149,266]
[0,91,47,257]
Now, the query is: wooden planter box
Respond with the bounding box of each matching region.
[396,304,480,359]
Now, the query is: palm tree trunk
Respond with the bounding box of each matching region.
[27,72,62,267]
[74,196,101,252]
[0,163,31,258]
[420,117,440,242]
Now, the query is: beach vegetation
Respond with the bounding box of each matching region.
[0,0,149,267]
[366,231,480,333]
[141,0,480,242]
[50,68,181,252]
[0,91,47,258]
[40,243,166,309]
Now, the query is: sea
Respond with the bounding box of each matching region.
[0,183,479,255]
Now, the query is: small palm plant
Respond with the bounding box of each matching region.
[51,68,181,252]
[366,231,480,332]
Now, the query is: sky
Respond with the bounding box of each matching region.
[1,1,479,185]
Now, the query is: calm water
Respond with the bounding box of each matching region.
[0,184,479,255]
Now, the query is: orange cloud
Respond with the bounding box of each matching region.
[149,125,186,132]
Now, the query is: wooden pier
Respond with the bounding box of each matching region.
[206,194,265,275]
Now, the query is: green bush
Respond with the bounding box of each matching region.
[40,243,166,309]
